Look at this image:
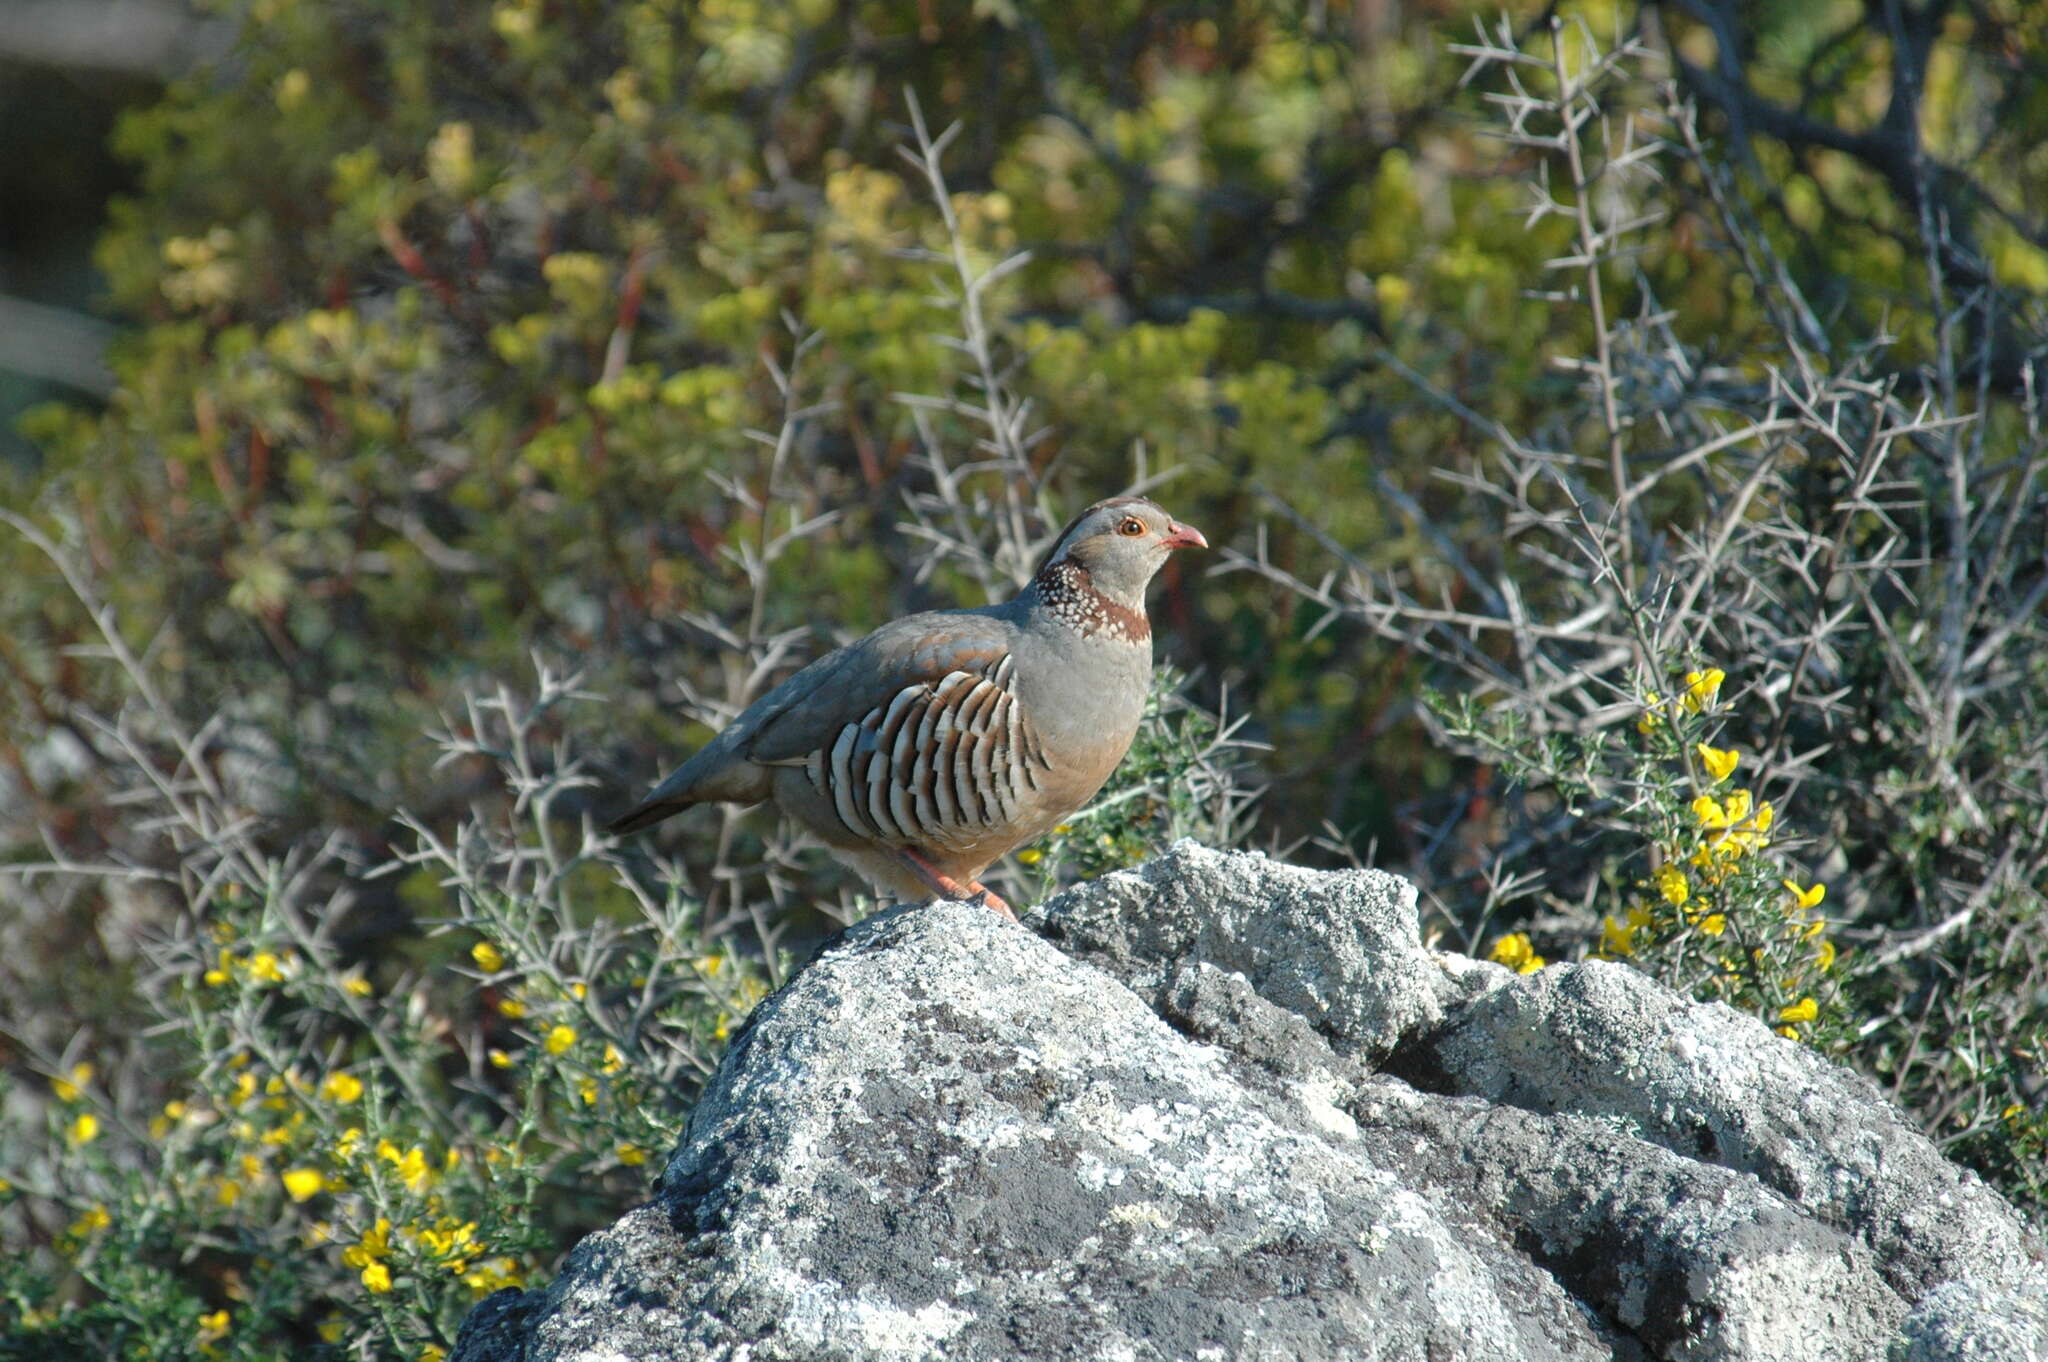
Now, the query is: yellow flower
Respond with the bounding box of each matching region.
[282,1169,324,1203]
[396,1146,432,1193]
[215,1178,241,1207]
[1699,913,1727,936]
[70,1203,111,1236]
[420,1220,477,1265]
[1486,933,1544,974]
[1636,692,1663,735]
[2004,1103,2026,1122]
[1697,788,1771,858]
[1814,940,1837,971]
[1655,865,1689,907]
[321,1072,364,1104]
[1681,668,1726,713]
[601,1044,624,1075]
[52,1062,94,1102]
[318,1318,345,1344]
[341,972,374,998]
[570,982,588,1000]
[421,1347,447,1362]
[616,1143,648,1166]
[545,1024,578,1055]
[694,954,725,977]
[1695,743,1739,783]
[246,952,285,984]
[360,1262,393,1294]
[576,1078,598,1105]
[487,1049,513,1069]
[343,1218,391,1268]
[1015,848,1043,866]
[463,1257,523,1295]
[335,1127,364,1161]
[1776,1025,1799,1039]
[1779,997,1819,1025]
[496,997,526,1019]
[1600,915,1637,957]
[68,1113,100,1146]
[197,1309,230,1339]
[471,941,504,973]
[1783,880,1825,911]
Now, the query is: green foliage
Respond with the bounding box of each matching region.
[4,0,1592,869]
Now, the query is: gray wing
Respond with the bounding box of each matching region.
[743,610,1015,764]
[753,613,1059,851]
[608,609,1027,834]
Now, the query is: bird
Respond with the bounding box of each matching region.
[607,497,1208,920]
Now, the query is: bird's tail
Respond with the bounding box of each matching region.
[605,797,690,836]
[605,749,771,836]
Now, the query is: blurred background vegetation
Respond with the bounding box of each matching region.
[2,0,2045,1355]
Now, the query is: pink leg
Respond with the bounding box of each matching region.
[896,849,1017,922]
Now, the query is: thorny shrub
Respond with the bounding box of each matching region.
[1231,16,2047,1219]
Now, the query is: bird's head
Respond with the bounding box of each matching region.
[1034,497,1208,613]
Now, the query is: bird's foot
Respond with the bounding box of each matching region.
[896,850,1017,922]
[966,883,1017,922]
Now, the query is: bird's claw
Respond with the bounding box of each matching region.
[968,885,1018,923]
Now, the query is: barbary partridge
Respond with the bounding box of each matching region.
[607,497,1207,919]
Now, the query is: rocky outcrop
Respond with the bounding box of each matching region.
[451,842,2047,1362]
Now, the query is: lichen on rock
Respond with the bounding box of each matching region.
[451,842,2048,1362]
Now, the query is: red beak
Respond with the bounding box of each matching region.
[1162,521,1209,551]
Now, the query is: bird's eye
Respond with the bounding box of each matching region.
[1118,517,1146,537]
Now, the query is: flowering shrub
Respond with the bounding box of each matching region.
[1463,663,1846,1046]
[0,667,764,1360]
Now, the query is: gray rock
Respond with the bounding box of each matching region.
[1035,841,1468,1062]
[452,842,2047,1362]
[1408,958,2044,1302]
[1890,1281,2048,1360]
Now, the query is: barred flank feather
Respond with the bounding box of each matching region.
[805,655,1050,849]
